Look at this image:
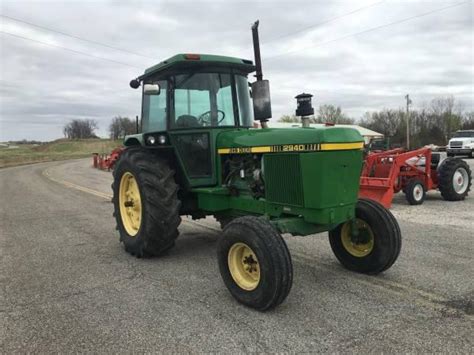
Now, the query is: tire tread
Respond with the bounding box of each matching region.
[112,148,181,257]
[438,158,472,201]
[329,198,401,274]
[218,216,293,311]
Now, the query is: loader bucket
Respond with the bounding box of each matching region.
[359,177,394,209]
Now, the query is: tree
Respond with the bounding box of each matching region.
[316,105,354,124]
[109,116,136,140]
[278,114,300,123]
[277,95,469,149]
[358,95,467,148]
[359,109,407,147]
[279,105,354,124]
[429,96,463,140]
[359,109,403,137]
[63,119,98,139]
[461,112,474,130]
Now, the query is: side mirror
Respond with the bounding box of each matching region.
[129,79,140,89]
[251,80,272,121]
[144,83,161,95]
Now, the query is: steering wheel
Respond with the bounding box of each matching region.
[197,110,226,126]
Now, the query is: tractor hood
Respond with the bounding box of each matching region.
[216,127,364,154]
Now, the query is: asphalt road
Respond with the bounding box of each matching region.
[1,157,473,352]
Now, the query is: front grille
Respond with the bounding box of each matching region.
[450,141,463,148]
[264,153,304,207]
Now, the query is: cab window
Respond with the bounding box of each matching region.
[142,80,167,132]
[172,73,236,128]
[235,74,254,127]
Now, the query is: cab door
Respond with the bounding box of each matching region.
[168,73,237,187]
[169,129,217,187]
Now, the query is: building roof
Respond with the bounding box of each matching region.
[267,122,384,140]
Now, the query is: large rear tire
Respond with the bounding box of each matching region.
[112,148,181,257]
[214,215,233,230]
[329,199,401,274]
[217,216,293,311]
[438,158,472,201]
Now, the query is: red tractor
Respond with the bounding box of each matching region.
[359,148,472,208]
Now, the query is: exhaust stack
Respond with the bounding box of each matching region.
[252,21,263,82]
[251,20,272,126]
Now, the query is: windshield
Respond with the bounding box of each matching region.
[453,131,474,138]
[171,73,252,129]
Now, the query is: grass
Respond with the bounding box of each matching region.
[0,139,122,168]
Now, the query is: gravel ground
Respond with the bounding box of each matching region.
[1,156,473,352]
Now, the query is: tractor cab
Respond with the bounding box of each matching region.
[137,54,256,132]
[126,53,267,186]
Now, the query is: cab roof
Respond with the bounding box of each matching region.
[139,53,255,80]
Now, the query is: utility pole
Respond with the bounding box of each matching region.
[405,94,412,150]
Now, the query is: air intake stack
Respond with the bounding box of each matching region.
[295,93,314,128]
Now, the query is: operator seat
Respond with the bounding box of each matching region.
[175,115,201,128]
[431,152,441,169]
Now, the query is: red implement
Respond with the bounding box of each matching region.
[359,148,438,208]
[92,147,124,171]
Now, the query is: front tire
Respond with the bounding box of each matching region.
[405,179,426,205]
[217,216,293,311]
[112,148,181,257]
[438,158,472,201]
[329,199,401,274]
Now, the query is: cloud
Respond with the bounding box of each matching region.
[0,0,472,140]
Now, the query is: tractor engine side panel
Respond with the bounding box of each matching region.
[218,149,363,225]
[300,150,363,209]
[262,150,362,224]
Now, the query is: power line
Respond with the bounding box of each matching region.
[262,1,386,44]
[0,30,141,69]
[265,1,469,61]
[0,14,157,60]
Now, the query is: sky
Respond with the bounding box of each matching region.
[0,0,472,141]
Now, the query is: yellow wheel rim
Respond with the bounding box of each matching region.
[228,243,260,291]
[341,219,374,257]
[119,172,142,237]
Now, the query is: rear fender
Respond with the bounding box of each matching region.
[146,146,195,214]
[123,134,144,147]
[123,133,201,214]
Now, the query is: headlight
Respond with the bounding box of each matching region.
[146,136,156,145]
[146,135,167,145]
[158,135,167,145]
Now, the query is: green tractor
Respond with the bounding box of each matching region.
[112,22,401,311]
